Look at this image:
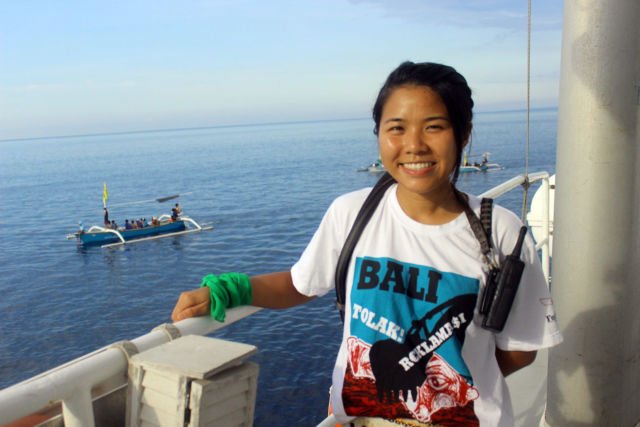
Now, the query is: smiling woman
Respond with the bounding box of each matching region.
[171,61,562,426]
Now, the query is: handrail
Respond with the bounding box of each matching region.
[0,306,262,426]
[0,172,553,427]
[478,171,548,199]
[478,171,551,282]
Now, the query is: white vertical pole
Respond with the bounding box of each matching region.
[62,388,95,427]
[540,176,550,281]
[546,0,640,425]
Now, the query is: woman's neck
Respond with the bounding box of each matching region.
[395,185,465,225]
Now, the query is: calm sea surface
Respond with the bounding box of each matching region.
[0,110,557,425]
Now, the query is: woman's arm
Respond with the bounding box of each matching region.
[250,271,315,308]
[495,347,537,377]
[171,270,314,322]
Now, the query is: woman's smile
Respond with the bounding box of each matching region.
[399,161,436,173]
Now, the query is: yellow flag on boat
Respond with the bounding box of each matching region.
[103,182,108,207]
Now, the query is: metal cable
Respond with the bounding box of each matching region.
[521,0,532,222]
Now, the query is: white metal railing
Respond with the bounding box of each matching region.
[480,171,552,282]
[0,306,261,427]
[0,172,553,427]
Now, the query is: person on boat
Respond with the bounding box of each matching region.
[171,61,562,426]
[171,203,182,221]
[103,208,109,227]
[124,219,132,230]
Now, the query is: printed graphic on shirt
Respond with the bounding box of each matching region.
[343,256,481,425]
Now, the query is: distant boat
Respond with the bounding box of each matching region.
[357,159,385,173]
[68,214,212,248]
[460,152,502,174]
[67,184,212,247]
[459,162,502,173]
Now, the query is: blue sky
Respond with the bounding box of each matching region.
[0,0,563,140]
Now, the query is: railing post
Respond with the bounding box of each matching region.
[540,176,551,282]
[62,388,95,427]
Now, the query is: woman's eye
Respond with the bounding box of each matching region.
[426,124,443,131]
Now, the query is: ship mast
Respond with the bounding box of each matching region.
[546,0,640,425]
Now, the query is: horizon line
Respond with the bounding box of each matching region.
[0,106,558,143]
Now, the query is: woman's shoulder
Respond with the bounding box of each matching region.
[492,202,523,228]
[324,186,390,227]
[332,187,373,208]
[466,194,522,228]
[467,194,534,259]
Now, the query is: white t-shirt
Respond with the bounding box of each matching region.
[291,184,562,426]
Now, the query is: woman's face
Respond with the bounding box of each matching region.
[378,85,462,205]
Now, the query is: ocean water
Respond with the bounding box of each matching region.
[0,109,557,425]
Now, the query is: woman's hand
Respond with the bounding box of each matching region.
[171,287,211,322]
[495,348,537,377]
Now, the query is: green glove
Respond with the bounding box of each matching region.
[200,272,253,322]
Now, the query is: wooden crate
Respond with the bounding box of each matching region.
[126,335,258,427]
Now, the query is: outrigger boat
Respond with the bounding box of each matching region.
[459,162,502,173]
[460,152,502,173]
[67,184,212,247]
[357,159,385,173]
[68,214,212,248]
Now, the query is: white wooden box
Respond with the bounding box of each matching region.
[126,335,258,427]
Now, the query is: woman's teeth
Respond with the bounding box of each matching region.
[403,162,434,170]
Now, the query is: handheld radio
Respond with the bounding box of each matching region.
[481,226,528,332]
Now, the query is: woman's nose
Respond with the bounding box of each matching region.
[403,128,428,152]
